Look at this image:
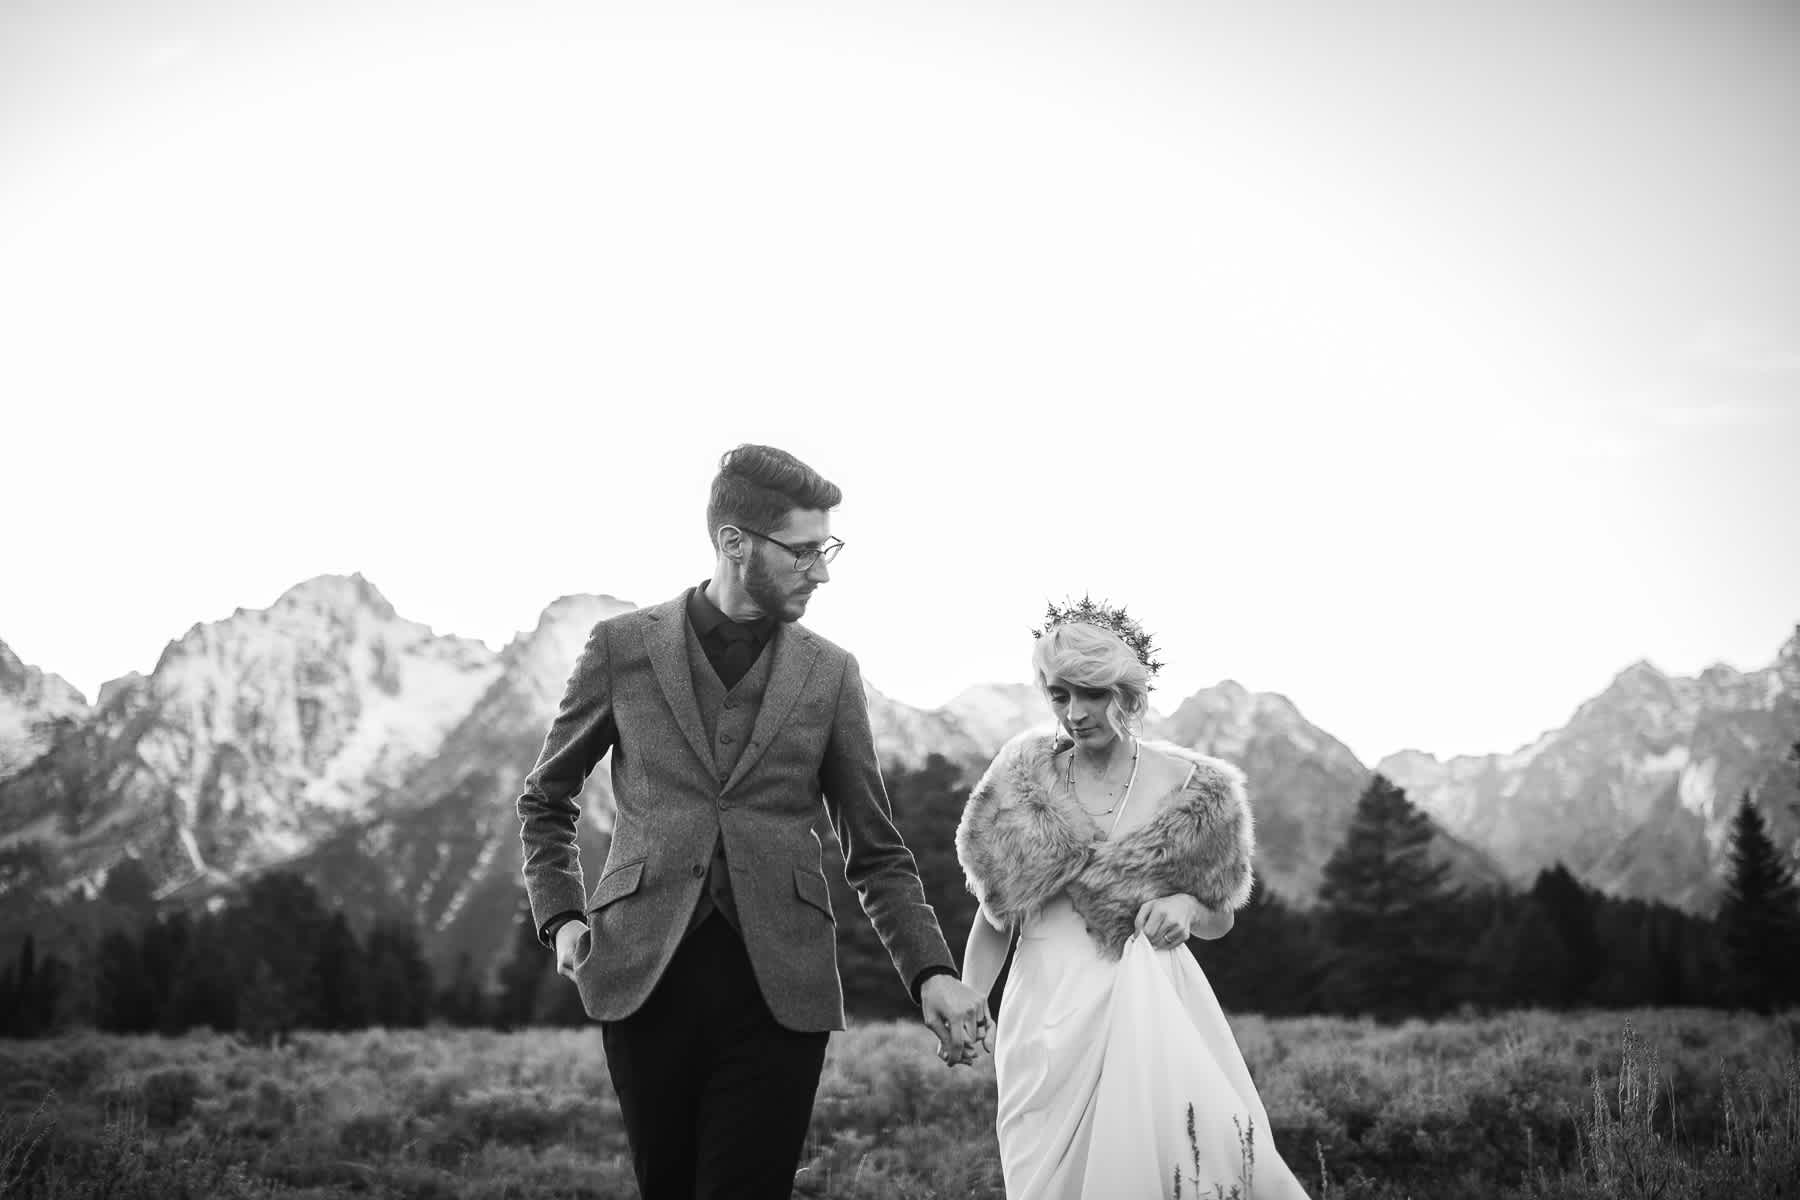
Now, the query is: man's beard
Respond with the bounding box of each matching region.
[744,553,806,622]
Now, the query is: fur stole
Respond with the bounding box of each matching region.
[954,729,1256,958]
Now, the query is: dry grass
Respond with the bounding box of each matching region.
[0,1009,1795,1198]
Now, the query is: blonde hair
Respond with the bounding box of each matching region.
[1032,622,1151,741]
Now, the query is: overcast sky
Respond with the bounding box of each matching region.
[3,0,1796,766]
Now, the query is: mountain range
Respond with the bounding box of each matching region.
[2,575,1794,974]
[1378,640,1800,913]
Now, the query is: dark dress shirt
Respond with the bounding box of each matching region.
[686,581,777,688]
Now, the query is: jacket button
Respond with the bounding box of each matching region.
[691,864,705,878]
[719,733,734,744]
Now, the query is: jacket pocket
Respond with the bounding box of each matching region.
[588,859,645,913]
[793,866,835,922]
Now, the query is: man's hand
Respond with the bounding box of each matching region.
[1135,894,1205,950]
[554,919,590,980]
[920,974,991,1068]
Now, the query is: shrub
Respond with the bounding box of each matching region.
[336,1108,407,1159]
[139,1067,203,1130]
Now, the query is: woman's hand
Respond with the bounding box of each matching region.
[1134,894,1232,949]
[1134,894,1199,949]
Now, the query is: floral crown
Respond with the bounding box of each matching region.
[1031,594,1164,684]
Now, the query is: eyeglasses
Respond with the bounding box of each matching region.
[735,527,845,571]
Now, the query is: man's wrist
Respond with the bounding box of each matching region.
[539,910,587,947]
[911,964,958,1005]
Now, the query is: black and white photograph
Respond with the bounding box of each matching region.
[2,1,1798,1197]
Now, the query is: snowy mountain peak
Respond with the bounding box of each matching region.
[0,575,505,896]
[515,594,637,653]
[1566,658,1683,731]
[942,682,1049,757]
[1212,678,1253,702]
[270,572,399,622]
[534,592,635,630]
[1608,658,1670,693]
[1777,625,1800,684]
[1156,680,1356,769]
[499,595,640,708]
[1381,634,1799,912]
[0,638,91,778]
[1380,747,1443,772]
[96,672,147,710]
[0,639,86,708]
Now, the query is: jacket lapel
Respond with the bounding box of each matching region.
[723,622,819,794]
[641,597,714,770]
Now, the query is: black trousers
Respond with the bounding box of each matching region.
[601,912,830,1200]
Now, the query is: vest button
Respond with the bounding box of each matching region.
[719,733,733,744]
[724,698,738,709]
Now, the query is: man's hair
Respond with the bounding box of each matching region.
[706,444,842,547]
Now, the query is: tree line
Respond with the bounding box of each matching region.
[3,743,1796,1038]
[828,748,1800,1021]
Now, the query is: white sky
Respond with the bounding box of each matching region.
[2,0,1797,766]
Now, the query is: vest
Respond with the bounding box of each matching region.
[681,617,776,937]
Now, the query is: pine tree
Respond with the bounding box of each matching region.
[95,929,152,1032]
[15,936,33,1022]
[495,897,550,1029]
[4,935,67,1037]
[1318,773,1461,1019]
[240,959,294,1046]
[1528,864,1603,1007]
[1191,886,1325,1016]
[2,936,65,1036]
[364,921,434,1027]
[314,911,369,1030]
[234,872,333,1028]
[532,966,592,1026]
[889,754,979,954]
[166,911,239,1032]
[1718,790,1800,1012]
[140,912,194,1033]
[437,951,489,1026]
[1470,892,1574,1010]
[822,756,975,1019]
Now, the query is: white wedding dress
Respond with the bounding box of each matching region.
[994,852,1310,1198]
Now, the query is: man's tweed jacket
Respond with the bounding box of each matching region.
[516,593,956,1032]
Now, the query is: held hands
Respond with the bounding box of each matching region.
[554,919,590,981]
[920,974,992,1069]
[1134,894,1207,950]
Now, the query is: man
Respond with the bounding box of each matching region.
[517,443,992,1199]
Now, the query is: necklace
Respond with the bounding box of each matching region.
[1067,737,1140,821]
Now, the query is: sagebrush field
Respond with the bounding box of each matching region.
[2,1009,1796,1199]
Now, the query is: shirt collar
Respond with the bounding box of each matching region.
[687,581,776,642]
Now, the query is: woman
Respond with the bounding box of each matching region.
[954,605,1310,1199]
